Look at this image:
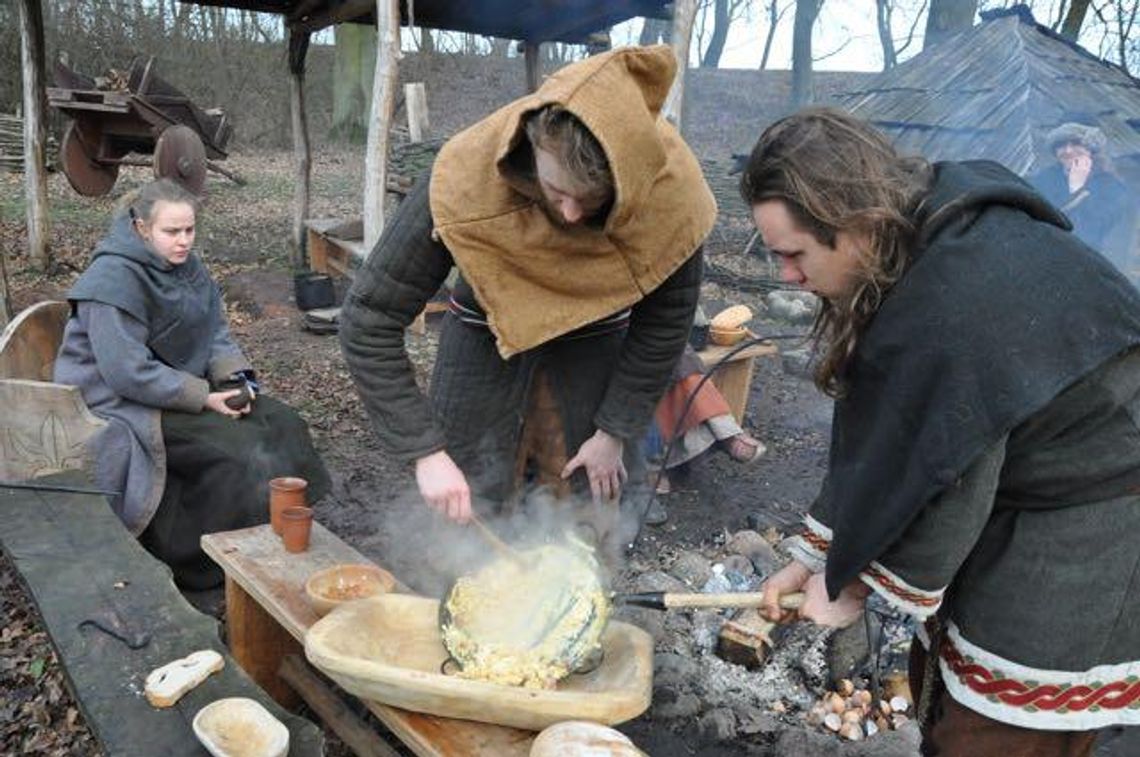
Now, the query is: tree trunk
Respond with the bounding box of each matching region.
[791,0,822,108]
[289,32,311,269]
[18,0,50,273]
[639,16,671,45]
[524,42,541,92]
[1060,0,1091,41]
[760,0,780,70]
[363,0,399,250]
[331,24,375,143]
[876,0,897,70]
[663,0,699,126]
[923,0,977,50]
[701,0,730,68]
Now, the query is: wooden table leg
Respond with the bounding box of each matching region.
[710,357,756,425]
[224,576,303,708]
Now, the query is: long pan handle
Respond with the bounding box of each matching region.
[618,591,805,611]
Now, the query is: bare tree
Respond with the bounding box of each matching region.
[923,0,978,49]
[1061,0,1092,39]
[1091,0,1139,75]
[877,0,928,70]
[792,0,823,108]
[760,1,791,70]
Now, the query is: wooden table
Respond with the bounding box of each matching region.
[695,340,780,424]
[201,523,535,756]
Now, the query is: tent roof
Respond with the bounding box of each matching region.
[180,0,670,44]
[832,7,1140,176]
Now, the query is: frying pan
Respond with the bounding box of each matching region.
[438,538,804,688]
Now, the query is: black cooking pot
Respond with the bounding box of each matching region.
[294,273,336,311]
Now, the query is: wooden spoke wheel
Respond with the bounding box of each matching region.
[153,125,207,196]
[59,121,119,197]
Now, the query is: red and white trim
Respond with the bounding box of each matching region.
[937,621,1140,730]
[858,560,944,618]
[787,515,830,572]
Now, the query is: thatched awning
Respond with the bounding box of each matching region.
[832,7,1140,176]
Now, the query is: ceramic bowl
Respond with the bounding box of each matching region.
[305,563,396,617]
[708,325,748,346]
[192,697,288,757]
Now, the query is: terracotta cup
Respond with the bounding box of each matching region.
[269,477,308,535]
[281,506,314,553]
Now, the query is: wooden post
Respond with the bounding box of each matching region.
[662,0,699,127]
[289,31,312,270]
[524,42,541,92]
[363,0,400,251]
[404,82,429,143]
[224,577,303,708]
[18,0,50,272]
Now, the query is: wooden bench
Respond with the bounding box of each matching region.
[0,471,325,755]
[0,301,105,482]
[695,341,780,425]
[201,522,536,756]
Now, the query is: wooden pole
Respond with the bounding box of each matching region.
[363,0,400,251]
[289,31,312,269]
[404,82,429,143]
[662,0,699,127]
[18,0,50,273]
[523,42,541,92]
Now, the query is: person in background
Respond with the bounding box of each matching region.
[1030,122,1136,273]
[339,46,716,549]
[643,342,765,522]
[55,179,330,589]
[747,109,1140,754]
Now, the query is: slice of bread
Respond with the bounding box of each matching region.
[710,304,753,330]
[145,650,225,708]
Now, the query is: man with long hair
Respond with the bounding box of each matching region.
[749,108,1140,753]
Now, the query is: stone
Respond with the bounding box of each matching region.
[735,708,782,737]
[721,554,755,579]
[775,726,842,756]
[826,614,877,683]
[698,708,737,742]
[782,346,815,378]
[838,720,921,756]
[632,569,688,594]
[613,606,666,642]
[669,550,713,588]
[690,610,725,655]
[650,686,703,720]
[727,529,784,578]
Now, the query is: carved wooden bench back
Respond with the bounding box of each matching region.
[0,301,105,481]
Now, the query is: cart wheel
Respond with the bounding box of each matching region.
[153,125,207,196]
[60,121,119,197]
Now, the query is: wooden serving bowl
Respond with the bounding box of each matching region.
[305,563,396,617]
[708,325,748,346]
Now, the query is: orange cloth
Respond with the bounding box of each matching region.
[654,374,732,439]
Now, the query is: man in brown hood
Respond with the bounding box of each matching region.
[339,46,716,539]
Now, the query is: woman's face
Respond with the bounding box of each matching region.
[136,200,196,266]
[752,200,863,300]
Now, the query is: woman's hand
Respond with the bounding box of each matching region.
[760,560,813,622]
[415,450,472,523]
[798,573,870,629]
[205,389,251,419]
[562,429,626,504]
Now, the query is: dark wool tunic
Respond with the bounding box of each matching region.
[1030,164,1136,271]
[789,162,1140,730]
[339,176,702,509]
[55,214,330,588]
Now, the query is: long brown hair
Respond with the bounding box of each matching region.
[524,105,613,200]
[739,108,931,396]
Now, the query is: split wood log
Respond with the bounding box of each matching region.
[662,0,699,126]
[404,82,429,143]
[716,608,778,669]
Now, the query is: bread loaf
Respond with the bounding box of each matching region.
[145,650,225,708]
[530,721,646,756]
[710,304,753,330]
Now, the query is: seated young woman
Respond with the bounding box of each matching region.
[54,178,331,590]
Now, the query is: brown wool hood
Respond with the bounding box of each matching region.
[430,45,717,358]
